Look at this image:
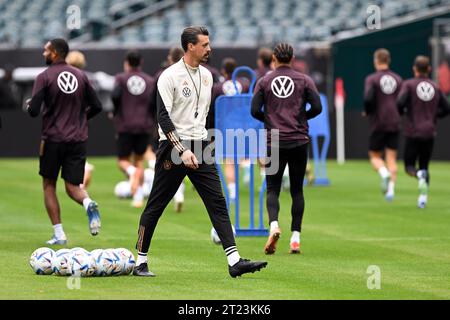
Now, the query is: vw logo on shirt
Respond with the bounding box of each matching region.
[380,75,397,94]
[127,75,146,96]
[416,81,435,102]
[182,87,192,97]
[271,76,294,98]
[57,71,78,94]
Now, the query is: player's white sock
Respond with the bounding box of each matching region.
[290,231,300,244]
[270,221,279,232]
[225,246,240,266]
[387,181,395,195]
[378,167,390,179]
[82,198,93,210]
[174,182,185,203]
[227,183,236,200]
[126,165,136,178]
[53,224,66,239]
[133,186,144,202]
[148,160,156,171]
[136,252,148,266]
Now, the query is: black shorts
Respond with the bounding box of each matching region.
[369,131,399,152]
[39,140,86,185]
[404,137,434,171]
[117,133,149,158]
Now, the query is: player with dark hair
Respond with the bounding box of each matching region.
[363,48,402,201]
[397,55,450,208]
[255,47,273,81]
[133,26,267,278]
[26,38,103,245]
[251,43,322,255]
[111,50,156,208]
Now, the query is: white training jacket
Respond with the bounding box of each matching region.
[156,58,213,153]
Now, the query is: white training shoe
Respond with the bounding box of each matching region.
[46,234,67,246]
[417,195,427,209]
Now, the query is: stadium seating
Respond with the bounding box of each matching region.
[0,0,448,47]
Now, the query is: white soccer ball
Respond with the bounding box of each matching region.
[104,249,123,276]
[91,249,116,276]
[71,250,95,277]
[30,247,55,275]
[114,248,136,275]
[210,226,236,245]
[114,181,132,199]
[52,249,73,276]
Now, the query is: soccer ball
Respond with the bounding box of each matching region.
[104,249,123,276]
[71,249,95,277]
[91,249,116,276]
[30,247,55,275]
[210,225,236,245]
[114,181,131,199]
[114,248,136,275]
[52,249,73,276]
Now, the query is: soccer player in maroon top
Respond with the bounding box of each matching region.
[251,43,322,255]
[397,56,450,208]
[26,39,102,245]
[111,50,156,208]
[363,49,402,201]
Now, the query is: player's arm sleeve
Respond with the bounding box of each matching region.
[111,76,122,116]
[85,79,103,120]
[251,79,265,122]
[157,74,186,154]
[363,77,376,114]
[27,72,46,118]
[305,77,322,120]
[437,90,450,118]
[396,83,410,115]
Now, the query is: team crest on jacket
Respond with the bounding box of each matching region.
[57,71,78,94]
[163,160,172,170]
[271,76,294,98]
[127,75,146,95]
[182,87,191,97]
[379,75,397,94]
[416,81,435,102]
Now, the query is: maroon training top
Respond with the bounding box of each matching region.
[251,66,322,146]
[397,76,450,138]
[28,61,102,142]
[111,70,156,134]
[363,69,402,132]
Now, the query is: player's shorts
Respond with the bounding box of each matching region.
[117,133,149,157]
[369,131,399,152]
[39,140,86,185]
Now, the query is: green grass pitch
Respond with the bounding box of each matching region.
[1,158,450,299]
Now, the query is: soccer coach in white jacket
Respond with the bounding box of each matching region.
[133,26,267,278]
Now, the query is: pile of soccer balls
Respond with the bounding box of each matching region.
[29,247,135,277]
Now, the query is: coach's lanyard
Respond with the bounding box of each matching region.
[182,58,201,118]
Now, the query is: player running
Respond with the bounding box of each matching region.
[397,55,450,208]
[134,26,267,278]
[26,39,102,245]
[363,49,402,201]
[111,50,156,208]
[251,43,322,255]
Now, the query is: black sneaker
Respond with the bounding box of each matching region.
[229,258,268,278]
[133,263,156,277]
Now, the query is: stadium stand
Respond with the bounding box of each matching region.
[0,0,448,48]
